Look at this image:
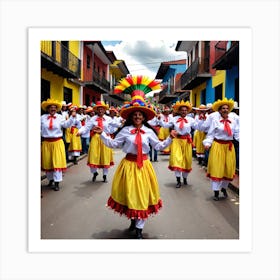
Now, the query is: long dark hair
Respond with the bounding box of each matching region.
[114,110,157,137]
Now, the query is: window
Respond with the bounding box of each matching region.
[215,84,223,101]
[87,55,91,69]
[201,89,206,105]
[63,87,72,104]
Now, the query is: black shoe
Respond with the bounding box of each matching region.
[183,178,188,185]
[53,182,60,191]
[128,219,136,231]
[92,172,98,182]
[47,180,54,187]
[73,156,78,165]
[103,175,107,183]
[135,228,143,239]
[213,190,219,201]
[221,188,228,198]
[176,177,181,188]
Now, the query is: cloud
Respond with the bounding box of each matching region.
[103,40,186,79]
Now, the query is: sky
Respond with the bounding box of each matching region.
[102,40,187,79]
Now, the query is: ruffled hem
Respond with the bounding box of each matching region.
[207,173,235,181]
[107,196,163,220]
[42,168,67,172]
[168,166,192,173]
[87,162,114,168]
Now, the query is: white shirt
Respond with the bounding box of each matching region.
[78,114,116,135]
[158,115,198,135]
[41,114,77,138]
[202,114,239,147]
[100,125,172,155]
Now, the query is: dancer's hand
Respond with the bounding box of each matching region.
[93,126,103,134]
[170,130,178,139]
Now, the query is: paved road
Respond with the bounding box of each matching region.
[41,150,239,239]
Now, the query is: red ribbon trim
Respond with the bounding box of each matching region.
[168,166,192,173]
[87,162,114,168]
[206,173,235,181]
[107,196,163,220]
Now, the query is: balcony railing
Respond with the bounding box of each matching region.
[181,57,210,89]
[91,69,110,91]
[41,41,81,78]
[158,85,169,100]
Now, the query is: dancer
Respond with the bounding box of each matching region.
[202,98,239,201]
[93,75,177,239]
[41,99,77,191]
[158,100,198,188]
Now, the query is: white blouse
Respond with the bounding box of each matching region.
[100,125,172,155]
[158,115,198,135]
[202,115,239,147]
[78,114,118,135]
[41,114,77,138]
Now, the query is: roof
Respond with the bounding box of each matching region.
[155,59,186,79]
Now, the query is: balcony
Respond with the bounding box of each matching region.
[158,84,178,104]
[41,41,81,79]
[83,69,111,93]
[212,41,239,70]
[180,57,211,90]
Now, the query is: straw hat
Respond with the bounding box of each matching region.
[41,98,62,112]
[172,100,192,113]
[109,106,118,114]
[114,75,161,121]
[193,104,209,111]
[93,101,109,111]
[68,104,78,112]
[212,98,235,112]
[85,106,94,113]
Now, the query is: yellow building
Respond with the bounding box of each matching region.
[41,41,82,108]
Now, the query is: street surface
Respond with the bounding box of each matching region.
[41,150,239,239]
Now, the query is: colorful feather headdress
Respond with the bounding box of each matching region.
[114,75,161,120]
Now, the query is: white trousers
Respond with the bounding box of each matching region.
[46,171,63,182]
[135,219,145,229]
[90,167,109,176]
[211,179,230,191]
[175,171,189,179]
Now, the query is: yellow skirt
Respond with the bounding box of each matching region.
[87,133,114,168]
[158,127,170,154]
[168,138,192,172]
[193,130,206,155]
[107,157,162,219]
[41,139,67,171]
[65,127,71,143]
[68,127,82,152]
[207,140,236,181]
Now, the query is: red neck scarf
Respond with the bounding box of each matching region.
[177,117,188,129]
[220,118,232,136]
[130,127,145,168]
[97,116,104,129]
[47,115,56,130]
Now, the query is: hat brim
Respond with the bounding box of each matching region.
[120,106,156,120]
[93,105,109,111]
[41,101,62,112]
[192,107,209,111]
[173,104,192,113]
[212,100,234,112]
